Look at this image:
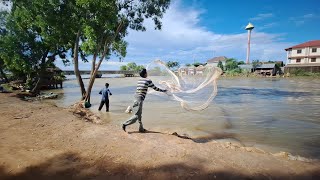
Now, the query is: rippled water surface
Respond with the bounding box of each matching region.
[46,76,320,159]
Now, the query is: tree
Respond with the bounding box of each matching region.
[0,12,8,83]
[225,58,238,71]
[0,57,9,83]
[120,62,144,71]
[70,0,171,104]
[0,0,71,93]
[217,60,224,70]
[0,0,170,104]
[127,62,138,71]
[166,61,180,70]
[192,62,206,67]
[136,65,145,72]
[120,65,127,71]
[185,63,191,67]
[237,61,245,65]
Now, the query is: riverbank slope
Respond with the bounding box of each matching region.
[0,93,319,179]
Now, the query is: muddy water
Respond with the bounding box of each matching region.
[46,76,320,159]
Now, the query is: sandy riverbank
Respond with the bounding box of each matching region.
[0,92,319,179]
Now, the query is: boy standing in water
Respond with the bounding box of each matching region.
[98,83,112,112]
[122,69,167,133]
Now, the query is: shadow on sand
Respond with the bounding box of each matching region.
[128,130,242,145]
[0,152,319,180]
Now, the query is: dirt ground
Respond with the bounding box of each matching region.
[0,93,319,180]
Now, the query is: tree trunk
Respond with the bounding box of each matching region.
[73,30,86,99]
[0,66,9,83]
[31,50,49,94]
[84,22,124,104]
[84,56,105,103]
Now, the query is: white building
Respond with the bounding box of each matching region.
[284,40,320,73]
[285,40,320,65]
[178,65,205,76]
[207,56,227,67]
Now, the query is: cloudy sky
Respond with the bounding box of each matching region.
[122,0,319,66]
[98,0,319,70]
[2,0,319,70]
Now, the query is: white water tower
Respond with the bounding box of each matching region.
[245,23,254,64]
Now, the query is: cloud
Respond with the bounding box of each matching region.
[290,13,320,26]
[55,0,294,70]
[303,13,315,18]
[123,1,292,65]
[249,13,274,21]
[257,22,278,30]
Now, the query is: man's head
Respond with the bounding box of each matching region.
[139,68,147,78]
[105,83,109,87]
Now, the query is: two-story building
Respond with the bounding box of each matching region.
[285,40,320,73]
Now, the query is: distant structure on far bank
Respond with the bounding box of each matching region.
[285,40,320,73]
[207,56,227,67]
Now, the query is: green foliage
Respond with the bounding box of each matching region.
[74,0,171,62]
[290,69,320,77]
[237,61,245,65]
[166,61,180,69]
[225,58,238,70]
[217,61,224,70]
[0,0,70,86]
[192,62,206,67]
[224,68,242,76]
[185,63,191,67]
[1,83,13,92]
[120,62,145,71]
[120,65,127,71]
[53,72,66,81]
[0,0,171,98]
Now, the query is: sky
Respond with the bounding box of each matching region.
[2,0,320,70]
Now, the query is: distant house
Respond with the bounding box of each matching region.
[195,65,205,75]
[207,56,227,67]
[42,67,65,89]
[178,65,205,76]
[254,64,276,76]
[178,66,195,76]
[238,64,253,72]
[285,40,320,73]
[239,64,277,76]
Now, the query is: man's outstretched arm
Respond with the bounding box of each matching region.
[148,80,166,92]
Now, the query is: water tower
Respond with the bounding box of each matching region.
[245,23,254,64]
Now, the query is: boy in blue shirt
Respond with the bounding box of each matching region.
[98,83,112,112]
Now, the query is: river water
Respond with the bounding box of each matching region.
[46,75,320,159]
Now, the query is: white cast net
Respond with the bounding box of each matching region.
[146,60,222,111]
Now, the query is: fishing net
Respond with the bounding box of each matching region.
[146,60,222,111]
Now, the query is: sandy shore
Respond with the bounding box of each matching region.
[0,93,319,179]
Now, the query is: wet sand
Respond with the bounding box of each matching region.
[0,93,319,179]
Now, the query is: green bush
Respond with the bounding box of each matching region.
[290,69,320,77]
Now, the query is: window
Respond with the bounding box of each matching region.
[312,48,317,53]
[297,49,302,54]
[296,59,301,63]
[311,58,316,62]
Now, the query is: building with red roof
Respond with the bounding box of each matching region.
[284,40,320,73]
